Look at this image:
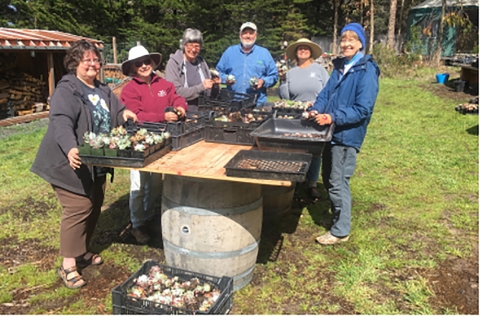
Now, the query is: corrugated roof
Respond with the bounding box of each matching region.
[413,0,478,9]
[0,28,103,50]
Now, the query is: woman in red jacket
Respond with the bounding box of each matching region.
[121,45,188,244]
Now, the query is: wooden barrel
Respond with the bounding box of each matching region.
[261,183,295,219]
[161,175,262,291]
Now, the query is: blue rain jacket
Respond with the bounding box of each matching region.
[312,54,380,151]
[216,44,278,105]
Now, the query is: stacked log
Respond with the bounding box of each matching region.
[0,71,47,117]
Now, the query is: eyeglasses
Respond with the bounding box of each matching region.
[185,43,201,50]
[134,58,152,68]
[340,38,358,45]
[82,58,101,65]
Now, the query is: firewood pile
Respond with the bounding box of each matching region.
[0,71,48,118]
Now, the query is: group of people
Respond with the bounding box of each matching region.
[30,21,379,289]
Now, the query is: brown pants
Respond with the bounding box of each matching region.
[52,176,106,258]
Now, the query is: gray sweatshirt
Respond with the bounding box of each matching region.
[278,62,330,101]
[164,49,212,102]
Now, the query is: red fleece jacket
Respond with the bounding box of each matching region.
[120,74,188,122]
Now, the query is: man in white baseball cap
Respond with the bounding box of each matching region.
[216,22,278,106]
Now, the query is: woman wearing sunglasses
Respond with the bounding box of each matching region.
[120,45,188,244]
[165,28,220,110]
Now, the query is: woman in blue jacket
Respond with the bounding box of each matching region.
[311,23,380,245]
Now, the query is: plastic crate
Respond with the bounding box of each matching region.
[125,120,167,135]
[112,260,233,315]
[166,111,206,136]
[204,125,256,146]
[171,127,204,151]
[198,89,257,112]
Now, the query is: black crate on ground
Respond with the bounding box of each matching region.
[171,127,204,151]
[112,260,233,315]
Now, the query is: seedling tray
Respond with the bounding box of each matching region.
[112,260,233,315]
[251,118,333,155]
[224,150,312,182]
[79,142,171,168]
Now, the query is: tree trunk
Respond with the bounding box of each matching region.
[369,0,375,53]
[387,0,398,49]
[397,0,405,38]
[434,0,447,65]
[360,0,364,25]
[333,0,339,54]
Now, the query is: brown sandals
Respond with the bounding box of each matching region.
[57,265,86,289]
[76,252,103,268]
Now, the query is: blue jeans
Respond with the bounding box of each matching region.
[306,155,322,188]
[129,170,163,229]
[321,143,357,237]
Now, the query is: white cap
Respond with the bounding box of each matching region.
[240,22,257,32]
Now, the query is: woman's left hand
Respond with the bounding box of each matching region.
[175,107,186,118]
[122,109,137,122]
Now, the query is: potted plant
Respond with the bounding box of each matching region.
[89,134,105,156]
[78,131,96,155]
[132,142,148,158]
[117,135,132,157]
[104,135,119,157]
[144,132,156,154]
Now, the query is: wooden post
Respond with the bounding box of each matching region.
[47,52,55,96]
[113,36,117,64]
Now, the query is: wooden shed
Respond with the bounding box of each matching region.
[0,28,103,118]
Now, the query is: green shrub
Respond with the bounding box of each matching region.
[372,25,423,79]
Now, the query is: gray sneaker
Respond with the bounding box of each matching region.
[131,227,150,244]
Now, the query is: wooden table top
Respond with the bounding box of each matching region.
[115,140,292,187]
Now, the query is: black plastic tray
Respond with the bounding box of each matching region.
[125,111,206,137]
[204,125,256,146]
[224,150,312,182]
[198,88,257,112]
[171,127,204,151]
[79,144,171,168]
[112,260,233,315]
[251,118,333,155]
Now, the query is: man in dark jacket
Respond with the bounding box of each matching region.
[311,23,380,245]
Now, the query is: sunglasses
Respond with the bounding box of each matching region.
[134,58,152,68]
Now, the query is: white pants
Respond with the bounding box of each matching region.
[129,170,163,229]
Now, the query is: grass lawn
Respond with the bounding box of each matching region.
[0,68,478,314]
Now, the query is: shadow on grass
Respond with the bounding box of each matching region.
[89,193,164,256]
[256,182,331,264]
[466,124,479,135]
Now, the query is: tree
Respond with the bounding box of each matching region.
[434,0,446,64]
[369,0,375,53]
[387,0,397,49]
[332,0,340,54]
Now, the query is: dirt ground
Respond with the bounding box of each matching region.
[0,195,478,314]
[0,80,478,314]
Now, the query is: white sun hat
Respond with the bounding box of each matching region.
[121,45,162,76]
[286,38,322,61]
